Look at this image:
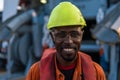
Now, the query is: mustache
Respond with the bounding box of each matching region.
[61,44,77,49]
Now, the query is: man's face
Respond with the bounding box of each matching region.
[51,26,84,62]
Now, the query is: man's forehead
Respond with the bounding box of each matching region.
[51,26,83,32]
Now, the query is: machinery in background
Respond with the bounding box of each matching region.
[0,9,44,79]
[91,2,120,80]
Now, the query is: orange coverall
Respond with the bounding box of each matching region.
[26,48,106,80]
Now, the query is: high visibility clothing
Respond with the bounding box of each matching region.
[26,48,106,80]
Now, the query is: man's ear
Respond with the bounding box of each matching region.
[50,32,55,44]
[80,29,84,39]
[82,30,84,34]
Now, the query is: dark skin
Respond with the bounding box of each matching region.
[50,26,84,66]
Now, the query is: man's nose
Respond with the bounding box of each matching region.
[64,35,73,43]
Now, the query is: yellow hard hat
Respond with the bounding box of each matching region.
[47,1,87,29]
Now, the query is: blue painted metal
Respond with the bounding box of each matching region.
[91,2,120,43]
[32,10,43,58]
[45,0,107,20]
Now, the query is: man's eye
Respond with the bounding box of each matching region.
[70,31,81,38]
[56,32,66,38]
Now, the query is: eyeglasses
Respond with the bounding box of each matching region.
[52,31,83,41]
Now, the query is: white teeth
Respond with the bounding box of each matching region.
[64,48,73,52]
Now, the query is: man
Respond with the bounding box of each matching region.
[26,2,106,80]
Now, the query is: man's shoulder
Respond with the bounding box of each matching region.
[93,62,106,80]
[30,61,40,69]
[93,62,104,73]
[26,61,40,80]
[28,61,40,74]
[78,51,106,79]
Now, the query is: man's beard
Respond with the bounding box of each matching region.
[60,53,76,62]
[57,44,79,62]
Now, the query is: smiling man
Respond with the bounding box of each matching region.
[26,1,106,80]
